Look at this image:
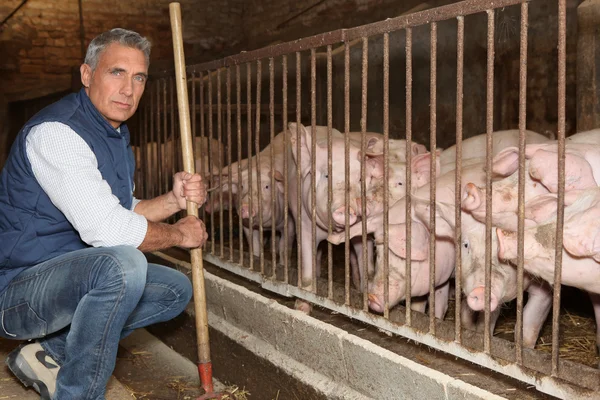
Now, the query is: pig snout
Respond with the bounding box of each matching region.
[467,286,499,312]
[368,293,385,313]
[239,204,255,220]
[333,206,357,226]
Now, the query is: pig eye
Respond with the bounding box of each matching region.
[463,240,470,250]
[264,185,269,190]
[397,181,403,187]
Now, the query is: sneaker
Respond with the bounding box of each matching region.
[6,342,60,400]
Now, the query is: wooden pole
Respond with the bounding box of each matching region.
[169,2,214,395]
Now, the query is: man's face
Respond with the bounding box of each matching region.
[80,43,148,128]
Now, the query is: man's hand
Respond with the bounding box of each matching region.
[173,172,207,210]
[175,215,208,248]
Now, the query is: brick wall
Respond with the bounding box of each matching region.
[0,0,244,104]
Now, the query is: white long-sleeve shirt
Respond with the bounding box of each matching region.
[26,121,148,248]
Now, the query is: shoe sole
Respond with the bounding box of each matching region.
[6,345,52,400]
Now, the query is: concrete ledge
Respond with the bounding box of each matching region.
[204,269,506,400]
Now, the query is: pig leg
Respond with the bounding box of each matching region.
[350,237,371,291]
[242,226,261,258]
[588,292,600,360]
[277,217,296,266]
[521,281,552,348]
[434,280,450,320]
[460,299,479,331]
[410,297,428,314]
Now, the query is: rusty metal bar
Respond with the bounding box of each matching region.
[170,77,176,224]
[326,44,334,299]
[199,72,206,225]
[454,15,464,344]
[405,27,413,326]
[296,52,303,288]
[247,62,255,270]
[383,32,390,320]
[429,22,438,335]
[269,57,277,278]
[282,55,289,284]
[163,79,169,195]
[515,1,529,365]
[361,37,369,311]
[208,70,215,255]
[156,81,162,196]
[227,67,233,262]
[344,42,351,306]
[311,48,318,294]
[172,0,527,76]
[484,9,495,354]
[149,79,155,198]
[236,65,244,265]
[552,0,567,377]
[255,60,264,275]
[217,68,224,259]
[142,93,149,199]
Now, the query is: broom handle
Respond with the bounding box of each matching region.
[169,2,214,394]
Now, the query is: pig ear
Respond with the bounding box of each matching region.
[461,182,483,212]
[492,147,519,178]
[495,227,509,261]
[411,142,428,156]
[273,169,285,193]
[411,151,440,188]
[388,222,429,261]
[363,137,384,156]
[288,122,312,177]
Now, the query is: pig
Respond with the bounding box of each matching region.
[327,163,494,317]
[496,218,600,355]
[438,129,551,167]
[287,122,383,303]
[520,188,600,262]
[133,136,225,198]
[208,130,296,265]
[461,149,552,232]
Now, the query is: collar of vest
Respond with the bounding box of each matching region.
[77,88,129,139]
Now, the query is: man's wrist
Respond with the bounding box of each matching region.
[167,190,182,210]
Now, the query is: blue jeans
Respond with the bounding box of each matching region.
[0,246,192,400]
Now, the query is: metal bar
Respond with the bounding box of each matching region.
[515,1,529,365]
[157,0,529,77]
[270,57,276,278]
[217,68,224,259]
[156,82,162,197]
[208,70,215,256]
[382,32,390,320]
[552,0,567,377]
[405,27,413,327]
[311,48,318,294]
[255,60,264,275]
[199,72,206,225]
[484,9,495,354]
[454,16,464,344]
[236,65,244,265]
[361,37,369,312]
[429,22,438,335]
[296,52,303,288]
[282,55,289,284]
[344,42,351,306]
[227,67,233,262]
[327,44,334,300]
[247,63,254,270]
[163,79,168,195]
[150,79,156,199]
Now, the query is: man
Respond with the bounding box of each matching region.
[0,28,207,399]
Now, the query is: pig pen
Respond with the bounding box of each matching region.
[130,0,600,398]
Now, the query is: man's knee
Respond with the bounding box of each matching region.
[93,246,148,293]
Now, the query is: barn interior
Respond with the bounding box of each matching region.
[1,0,599,399]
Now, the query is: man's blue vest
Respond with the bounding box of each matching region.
[0,88,136,295]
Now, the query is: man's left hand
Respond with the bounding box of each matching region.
[172,172,207,210]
